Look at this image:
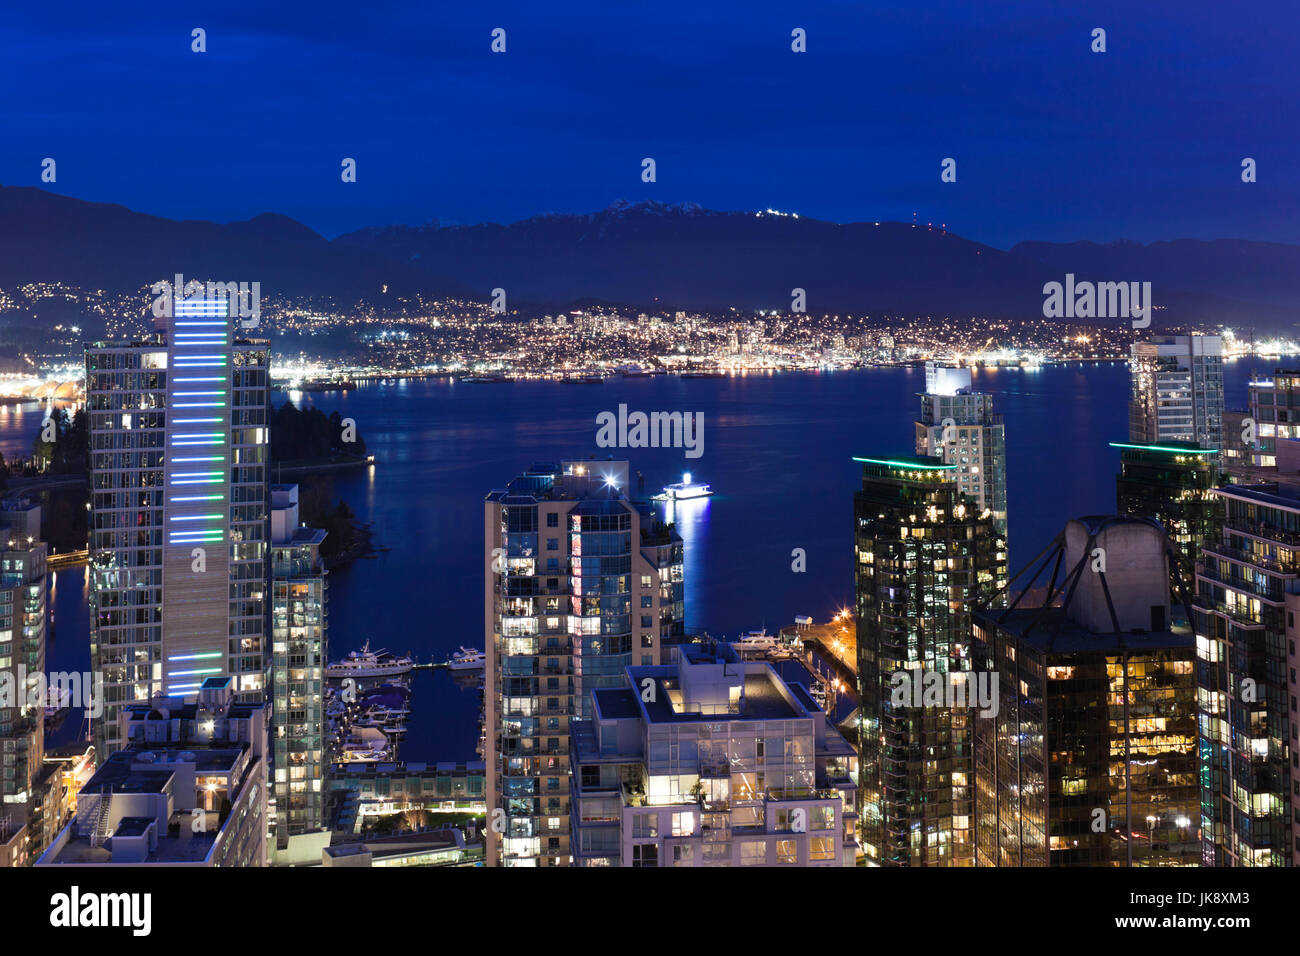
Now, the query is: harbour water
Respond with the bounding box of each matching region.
[3,359,1277,761]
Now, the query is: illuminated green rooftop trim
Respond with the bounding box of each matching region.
[1109,442,1218,455]
[852,456,957,470]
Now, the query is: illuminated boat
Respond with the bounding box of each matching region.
[653,472,713,501]
[325,640,414,679]
[449,646,486,672]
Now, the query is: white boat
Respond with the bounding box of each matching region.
[733,629,778,655]
[325,640,414,679]
[449,646,486,672]
[652,472,713,501]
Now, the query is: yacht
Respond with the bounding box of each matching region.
[653,472,713,501]
[733,629,778,655]
[325,640,414,680]
[449,646,486,672]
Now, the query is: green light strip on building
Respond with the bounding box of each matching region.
[852,456,957,470]
[1108,442,1218,455]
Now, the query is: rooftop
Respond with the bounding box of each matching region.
[975,605,1194,656]
[82,746,247,795]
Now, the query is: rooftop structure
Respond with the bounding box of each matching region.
[36,677,268,867]
[973,517,1199,867]
[570,643,857,866]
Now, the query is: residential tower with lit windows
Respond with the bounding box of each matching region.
[1129,334,1224,450]
[269,484,327,849]
[85,296,270,757]
[972,516,1199,866]
[1194,479,1297,866]
[915,362,1009,537]
[0,499,50,865]
[483,459,684,866]
[853,455,1006,866]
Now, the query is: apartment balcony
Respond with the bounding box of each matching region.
[698,759,730,779]
[1223,518,1300,550]
[1201,541,1291,576]
[1192,595,1266,629]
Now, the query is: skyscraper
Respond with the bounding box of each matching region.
[1129,334,1224,450]
[483,459,684,866]
[915,362,1009,536]
[1245,368,1300,467]
[853,455,1006,866]
[0,499,48,866]
[85,296,270,757]
[972,517,1199,867]
[1195,479,1297,866]
[1113,440,1224,585]
[269,484,327,849]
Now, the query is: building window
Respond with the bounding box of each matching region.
[547,513,558,527]
[740,842,766,866]
[632,844,658,868]
[776,839,799,864]
[810,837,835,861]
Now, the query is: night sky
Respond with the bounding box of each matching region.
[5,0,1297,245]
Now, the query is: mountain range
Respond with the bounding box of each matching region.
[2,186,1297,330]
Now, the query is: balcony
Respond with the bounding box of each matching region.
[1201,540,1291,576]
[1223,518,1300,552]
[1192,596,1266,628]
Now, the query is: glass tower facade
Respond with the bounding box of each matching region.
[1194,481,1297,866]
[1129,334,1224,451]
[1247,369,1300,467]
[915,362,1009,537]
[972,518,1199,867]
[86,300,269,757]
[1114,441,1225,587]
[853,455,1006,866]
[484,460,683,866]
[0,503,48,864]
[270,484,327,847]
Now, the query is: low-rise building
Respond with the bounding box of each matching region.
[35,677,268,867]
[570,644,858,866]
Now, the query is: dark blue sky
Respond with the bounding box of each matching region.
[6,0,1297,246]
